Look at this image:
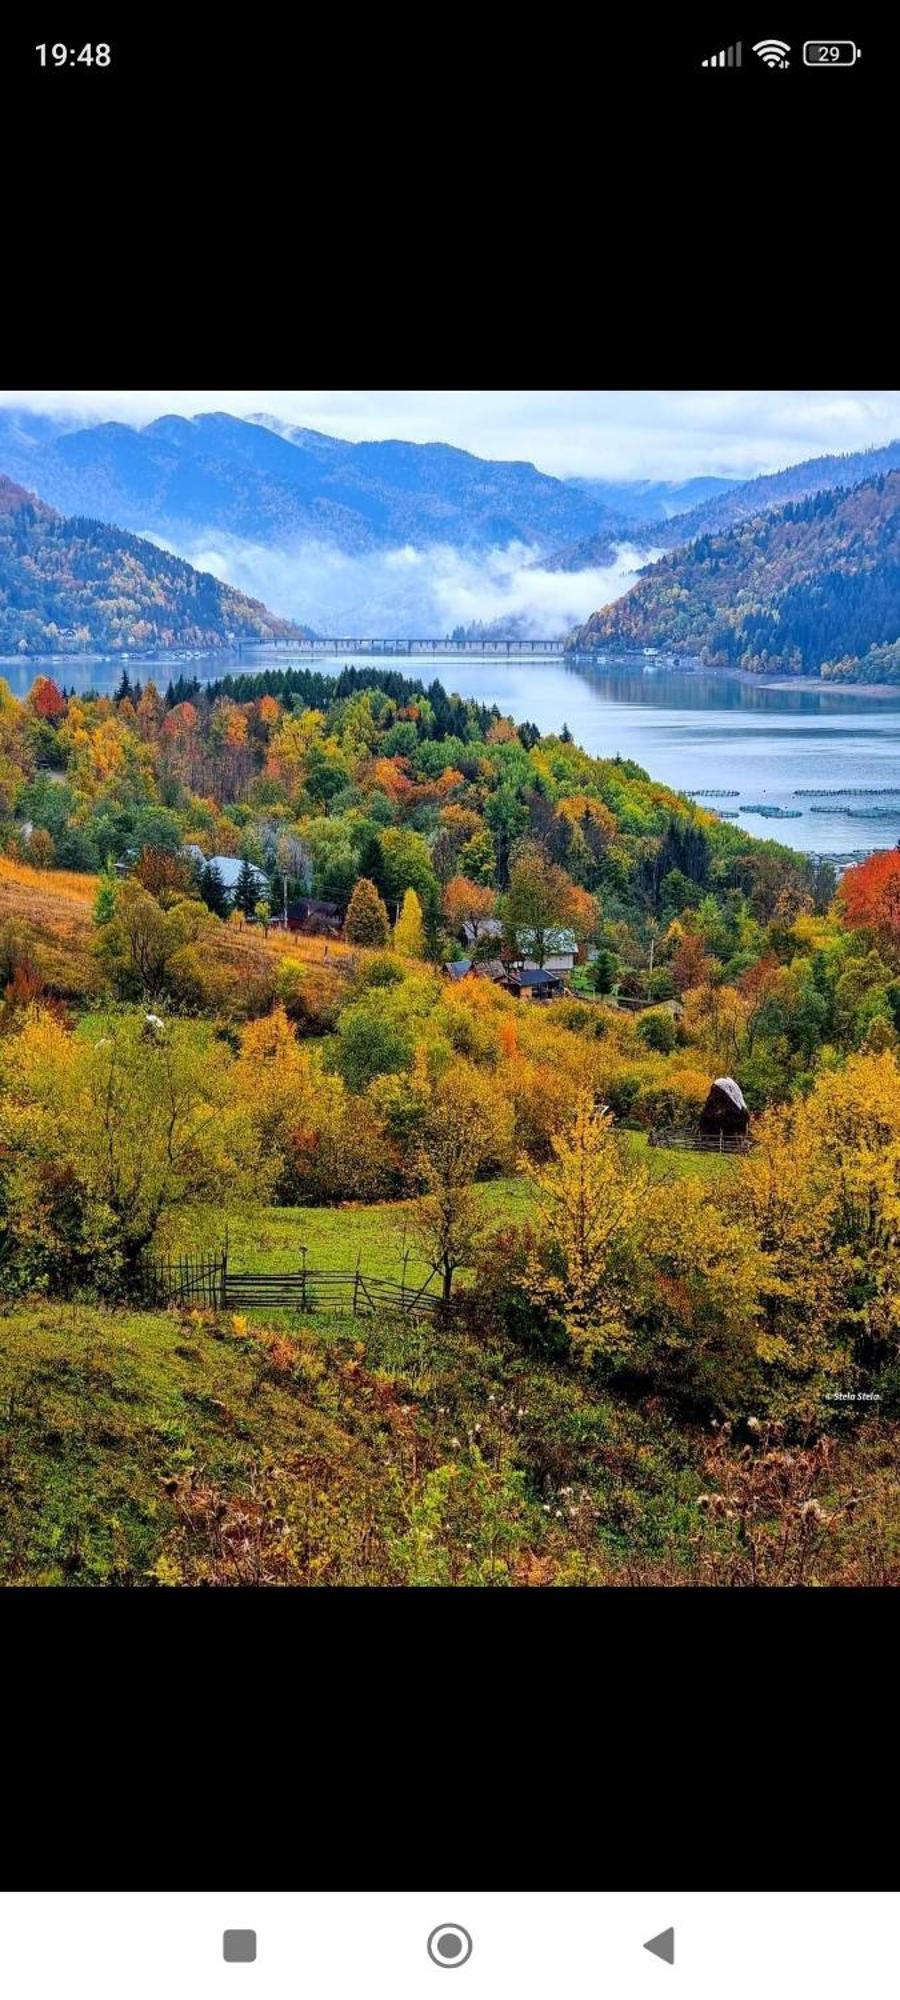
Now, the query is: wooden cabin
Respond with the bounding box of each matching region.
[286,898,343,935]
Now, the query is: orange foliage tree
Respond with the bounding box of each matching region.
[442,875,498,942]
[28,676,67,722]
[840,850,900,961]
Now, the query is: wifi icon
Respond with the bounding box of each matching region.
[753,37,791,65]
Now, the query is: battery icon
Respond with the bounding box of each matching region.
[803,40,860,63]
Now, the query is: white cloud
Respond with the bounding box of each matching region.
[2,389,899,482]
[144,528,651,639]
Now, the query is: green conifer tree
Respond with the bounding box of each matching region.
[345,876,390,947]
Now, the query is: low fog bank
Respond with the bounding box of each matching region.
[144,531,657,638]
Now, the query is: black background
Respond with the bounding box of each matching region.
[2,11,897,1894]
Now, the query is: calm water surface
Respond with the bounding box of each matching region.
[5,650,900,858]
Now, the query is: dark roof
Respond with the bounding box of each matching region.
[443,959,474,980]
[509,966,562,989]
[474,959,509,983]
[288,897,340,917]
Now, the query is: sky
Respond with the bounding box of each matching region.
[2,389,898,481]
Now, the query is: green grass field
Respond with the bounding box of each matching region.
[621,1131,738,1182]
[0,1300,289,1583]
[2,1292,893,1586]
[163,1177,534,1284]
[162,1140,731,1287]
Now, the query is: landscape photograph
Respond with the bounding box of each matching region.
[0,386,898,1587]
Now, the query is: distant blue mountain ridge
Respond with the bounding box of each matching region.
[0,409,615,556]
[1,409,896,584]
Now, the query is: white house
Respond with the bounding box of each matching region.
[514,927,578,974]
[185,850,268,906]
[460,918,578,974]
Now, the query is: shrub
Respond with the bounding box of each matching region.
[356,952,405,990]
[330,999,414,1093]
[637,1008,677,1054]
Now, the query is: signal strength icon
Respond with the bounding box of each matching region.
[753,38,791,65]
[702,41,742,65]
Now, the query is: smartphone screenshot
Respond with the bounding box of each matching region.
[1,13,895,1992]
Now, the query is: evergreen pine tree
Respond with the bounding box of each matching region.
[421,888,446,965]
[344,877,390,947]
[93,860,118,926]
[199,861,228,918]
[236,857,260,920]
[357,832,387,899]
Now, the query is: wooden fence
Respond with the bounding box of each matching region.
[140,1247,447,1320]
[649,1127,753,1156]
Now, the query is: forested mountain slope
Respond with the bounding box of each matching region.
[0,476,303,654]
[568,472,900,678]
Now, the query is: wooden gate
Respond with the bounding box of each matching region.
[141,1247,446,1320]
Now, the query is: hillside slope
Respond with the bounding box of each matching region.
[542,441,900,570]
[568,472,900,678]
[650,438,900,548]
[0,475,303,654]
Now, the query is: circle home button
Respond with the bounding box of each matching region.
[427,1925,473,1968]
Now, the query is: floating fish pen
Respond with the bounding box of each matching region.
[714,809,741,818]
[810,802,900,819]
[687,788,740,798]
[740,805,803,819]
[794,787,900,798]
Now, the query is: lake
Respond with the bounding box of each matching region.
[4,649,900,859]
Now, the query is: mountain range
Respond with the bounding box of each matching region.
[0,476,304,656]
[3,405,896,578]
[568,470,900,679]
[544,440,900,571]
[0,409,616,557]
[1,410,898,664]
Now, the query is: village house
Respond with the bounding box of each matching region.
[506,966,563,1003]
[699,1076,749,1138]
[441,958,562,1002]
[181,847,268,907]
[461,917,504,951]
[286,897,343,935]
[514,927,578,974]
[459,919,578,975]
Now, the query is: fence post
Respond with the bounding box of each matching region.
[300,1244,307,1311]
[719,1131,724,1153]
[353,1255,360,1318]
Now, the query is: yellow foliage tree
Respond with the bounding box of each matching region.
[410,1062,515,1300]
[523,1093,648,1362]
[730,1049,900,1413]
[0,1008,266,1284]
[394,887,425,958]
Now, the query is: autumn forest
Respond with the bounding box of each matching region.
[0,650,899,1585]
